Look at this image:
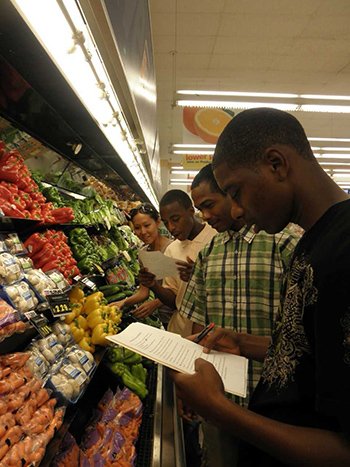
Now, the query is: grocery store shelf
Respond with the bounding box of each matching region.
[0,216,40,234]
[0,325,37,354]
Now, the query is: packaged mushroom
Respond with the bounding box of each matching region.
[0,252,23,285]
[2,280,38,312]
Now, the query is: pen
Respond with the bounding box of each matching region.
[194,322,215,344]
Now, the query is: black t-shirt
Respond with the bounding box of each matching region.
[239,199,350,467]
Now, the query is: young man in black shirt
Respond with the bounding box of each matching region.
[171,108,350,466]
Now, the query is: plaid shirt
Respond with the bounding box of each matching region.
[179,225,300,404]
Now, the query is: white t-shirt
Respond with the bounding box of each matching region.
[163,223,216,336]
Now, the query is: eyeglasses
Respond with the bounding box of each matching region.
[129,203,159,219]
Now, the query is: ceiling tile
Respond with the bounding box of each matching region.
[177,13,221,36]
[154,53,174,71]
[153,35,175,53]
[150,0,175,14]
[213,36,292,55]
[223,0,321,15]
[177,54,211,70]
[218,14,310,38]
[151,13,175,36]
[176,0,226,13]
[209,53,274,72]
[302,15,350,39]
[176,35,216,54]
[273,52,350,73]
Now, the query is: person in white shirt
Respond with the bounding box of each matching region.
[138,189,216,337]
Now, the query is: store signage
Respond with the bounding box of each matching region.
[46,291,72,317]
[25,311,52,337]
[182,154,213,169]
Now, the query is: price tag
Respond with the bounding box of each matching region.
[27,312,52,337]
[46,291,72,317]
[80,277,97,291]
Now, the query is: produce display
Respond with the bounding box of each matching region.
[24,230,80,282]
[0,352,65,466]
[52,387,143,466]
[106,347,148,399]
[0,141,74,223]
[42,185,124,228]
[66,287,122,352]
[0,135,158,466]
[68,228,104,275]
[0,298,27,342]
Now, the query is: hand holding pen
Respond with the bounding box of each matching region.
[193,322,215,344]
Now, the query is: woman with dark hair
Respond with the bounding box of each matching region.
[112,203,173,320]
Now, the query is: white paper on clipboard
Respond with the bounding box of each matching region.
[138,250,179,279]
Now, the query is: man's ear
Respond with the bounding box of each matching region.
[189,205,195,215]
[263,147,289,181]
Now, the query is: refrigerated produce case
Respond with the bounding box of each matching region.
[0,1,186,463]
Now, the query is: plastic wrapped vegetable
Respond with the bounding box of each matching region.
[3,280,38,312]
[0,298,27,342]
[0,252,22,284]
[25,269,57,296]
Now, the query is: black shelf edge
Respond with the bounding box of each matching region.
[0,216,41,234]
[0,326,37,354]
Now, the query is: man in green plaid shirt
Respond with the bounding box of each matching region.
[179,164,300,466]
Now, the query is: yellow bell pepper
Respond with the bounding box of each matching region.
[70,320,85,343]
[78,336,95,353]
[85,291,104,304]
[65,309,77,324]
[108,306,122,324]
[69,286,85,302]
[76,315,88,331]
[83,293,104,314]
[91,323,110,346]
[86,309,107,329]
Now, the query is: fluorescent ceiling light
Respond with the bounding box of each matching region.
[176,100,299,111]
[317,154,350,159]
[171,170,199,175]
[170,178,192,184]
[171,165,183,170]
[318,147,350,151]
[173,144,216,149]
[176,90,350,114]
[301,94,350,101]
[170,180,192,185]
[319,162,350,166]
[333,174,350,179]
[301,105,350,113]
[177,90,298,98]
[332,169,350,172]
[173,149,214,155]
[308,137,350,142]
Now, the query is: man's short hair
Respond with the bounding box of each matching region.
[159,189,193,209]
[212,107,314,170]
[191,164,225,195]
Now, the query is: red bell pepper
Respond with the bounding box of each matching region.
[41,260,61,272]
[23,233,48,255]
[0,181,18,193]
[30,242,53,261]
[0,199,25,218]
[0,185,14,201]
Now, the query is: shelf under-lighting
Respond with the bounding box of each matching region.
[12,0,158,207]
